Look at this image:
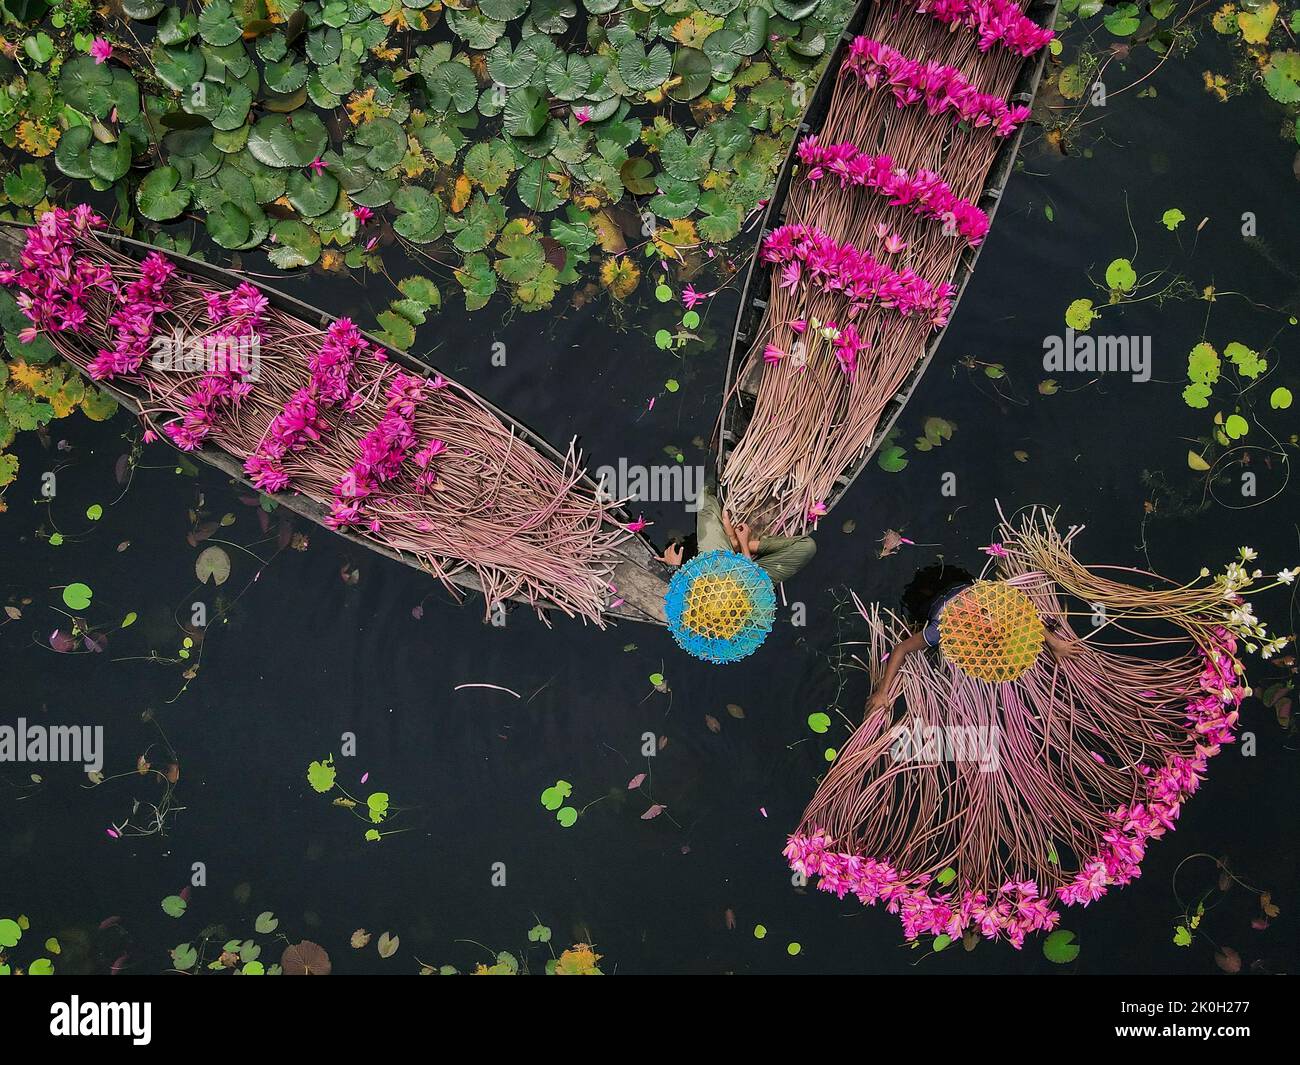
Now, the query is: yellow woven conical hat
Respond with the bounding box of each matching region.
[938,580,1046,683]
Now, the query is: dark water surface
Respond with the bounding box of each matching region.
[2,33,1297,974]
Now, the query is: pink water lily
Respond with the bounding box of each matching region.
[681,284,707,310]
[90,38,113,64]
[352,206,373,225]
[625,515,650,533]
[980,543,1010,558]
[808,501,828,521]
[308,157,327,175]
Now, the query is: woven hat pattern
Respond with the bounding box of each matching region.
[666,550,776,664]
[939,580,1045,683]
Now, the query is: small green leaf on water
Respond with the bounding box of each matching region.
[0,919,22,947]
[161,895,188,918]
[936,867,957,886]
[364,828,381,842]
[807,711,831,734]
[1044,204,1054,222]
[556,806,578,827]
[1161,208,1186,230]
[307,756,337,794]
[753,924,767,939]
[28,957,54,975]
[45,937,61,954]
[1043,928,1080,963]
[983,364,1005,379]
[655,284,673,302]
[528,923,552,943]
[62,583,93,610]
[786,942,801,956]
[654,329,672,350]
[49,533,64,547]
[255,911,278,934]
[823,748,836,762]
[121,612,137,628]
[933,934,951,952]
[86,504,103,521]
[1105,258,1137,293]
[1065,298,1097,331]
[1224,414,1249,439]
[1271,387,1293,409]
[665,379,680,393]
[1173,925,1193,946]
[649,672,665,687]
[682,310,700,329]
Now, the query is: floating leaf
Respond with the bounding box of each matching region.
[195,545,232,585]
[1042,928,1080,963]
[62,583,93,610]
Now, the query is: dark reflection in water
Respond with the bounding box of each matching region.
[1,34,1297,974]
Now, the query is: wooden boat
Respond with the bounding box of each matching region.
[0,220,670,626]
[718,0,1060,521]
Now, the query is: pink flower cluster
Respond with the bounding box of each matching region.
[762,223,954,326]
[327,371,429,531]
[906,0,1055,57]
[796,136,990,245]
[787,636,1246,948]
[768,316,867,376]
[162,283,267,452]
[0,205,115,344]
[244,318,374,492]
[88,252,176,380]
[844,37,1034,137]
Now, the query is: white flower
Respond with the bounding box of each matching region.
[1199,567,1211,578]
[1239,546,1258,562]
[1277,568,1297,585]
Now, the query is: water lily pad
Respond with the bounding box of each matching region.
[618,42,672,92]
[648,177,699,220]
[269,220,322,268]
[392,186,445,243]
[353,116,407,170]
[464,140,517,194]
[54,125,95,179]
[62,582,93,610]
[137,166,192,222]
[546,54,592,101]
[668,47,713,101]
[248,112,329,168]
[1043,929,1080,963]
[286,168,340,217]
[487,39,539,89]
[503,86,549,137]
[1264,52,1300,104]
[195,545,232,585]
[198,0,243,46]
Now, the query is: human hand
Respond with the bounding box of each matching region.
[866,688,893,715]
[656,543,684,566]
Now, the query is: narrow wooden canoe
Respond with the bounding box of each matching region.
[0,220,670,626]
[718,0,1060,519]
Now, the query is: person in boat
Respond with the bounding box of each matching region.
[864,562,1080,714]
[655,480,816,584]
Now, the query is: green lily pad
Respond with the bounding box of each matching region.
[618,42,672,92]
[268,220,322,268]
[353,116,407,170]
[503,86,549,138]
[248,112,329,168]
[286,168,340,217]
[198,0,243,46]
[137,166,192,222]
[54,125,95,180]
[392,185,445,243]
[62,582,93,610]
[668,47,713,101]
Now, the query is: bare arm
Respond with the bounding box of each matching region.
[866,631,928,714]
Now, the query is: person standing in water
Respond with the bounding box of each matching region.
[865,563,1080,713]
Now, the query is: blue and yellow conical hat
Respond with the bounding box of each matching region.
[665,550,776,663]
